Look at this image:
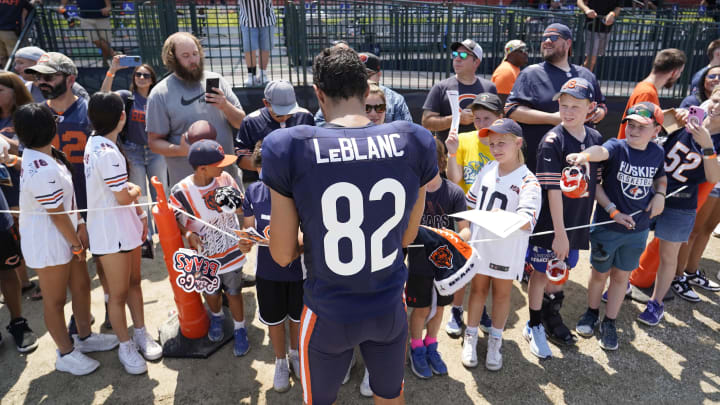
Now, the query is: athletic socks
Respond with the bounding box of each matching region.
[288,348,298,357]
[602,315,615,324]
[423,336,437,347]
[465,326,478,337]
[133,326,145,338]
[588,307,600,318]
[529,309,542,327]
[233,320,245,330]
[104,294,109,303]
[489,327,503,339]
[411,338,424,350]
[211,310,223,318]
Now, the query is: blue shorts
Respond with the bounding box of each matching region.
[241,25,272,52]
[589,226,649,272]
[299,301,407,404]
[653,207,696,243]
[525,245,579,273]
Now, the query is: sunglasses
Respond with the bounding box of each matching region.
[708,74,720,80]
[365,103,386,113]
[33,73,63,82]
[452,51,471,60]
[543,34,564,42]
[626,106,654,120]
[135,72,151,79]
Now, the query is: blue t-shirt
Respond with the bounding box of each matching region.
[663,128,720,210]
[77,0,108,18]
[47,98,91,211]
[242,181,303,282]
[505,62,605,174]
[680,93,701,109]
[691,66,709,95]
[531,124,602,250]
[594,138,666,233]
[261,121,438,323]
[118,90,148,146]
[421,178,466,230]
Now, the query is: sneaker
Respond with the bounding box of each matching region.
[68,314,97,338]
[717,270,720,282]
[133,328,163,361]
[73,332,119,353]
[118,341,147,375]
[479,307,492,334]
[141,239,155,259]
[244,75,255,87]
[257,70,269,85]
[523,322,552,359]
[273,358,290,393]
[103,304,112,330]
[55,349,100,376]
[671,277,701,302]
[575,310,599,337]
[241,272,256,288]
[289,350,301,379]
[208,314,224,342]
[425,342,448,375]
[485,335,503,371]
[342,352,355,384]
[461,331,478,368]
[6,317,39,353]
[445,307,464,338]
[360,367,373,397]
[601,282,632,303]
[637,299,664,326]
[409,346,432,379]
[598,319,618,351]
[684,269,720,291]
[233,328,250,356]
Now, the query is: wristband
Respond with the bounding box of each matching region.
[448,152,457,158]
[106,71,114,78]
[704,153,717,160]
[137,211,148,220]
[5,155,17,167]
[71,245,83,255]
[609,209,620,219]
[604,203,616,214]
[655,191,666,197]
[77,217,85,225]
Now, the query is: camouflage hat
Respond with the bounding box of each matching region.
[25,52,78,76]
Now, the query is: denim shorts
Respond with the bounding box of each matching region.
[241,25,272,52]
[653,207,696,243]
[589,226,650,272]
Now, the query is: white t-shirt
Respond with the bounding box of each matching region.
[84,136,143,254]
[466,161,542,280]
[19,148,78,268]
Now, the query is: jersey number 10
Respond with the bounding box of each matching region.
[321,178,406,276]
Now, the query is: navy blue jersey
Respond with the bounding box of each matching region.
[261,121,438,323]
[531,124,602,250]
[242,181,303,282]
[421,178,466,230]
[0,117,20,207]
[48,99,91,211]
[505,62,605,173]
[594,138,665,233]
[663,129,720,210]
[0,189,12,231]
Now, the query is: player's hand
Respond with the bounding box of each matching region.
[109,55,128,74]
[566,152,588,166]
[604,12,616,25]
[687,117,714,148]
[674,108,689,126]
[101,6,111,16]
[238,238,253,253]
[612,212,636,230]
[585,106,605,124]
[187,232,203,253]
[552,233,570,261]
[140,216,149,241]
[205,86,228,110]
[459,109,474,126]
[177,133,191,157]
[445,129,459,155]
[646,193,665,218]
[550,111,563,125]
[0,136,10,162]
[77,222,89,249]
[585,9,598,18]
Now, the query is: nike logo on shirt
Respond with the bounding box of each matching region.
[544,158,552,162]
[180,93,205,106]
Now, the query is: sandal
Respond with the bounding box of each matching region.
[21,281,37,294]
[30,287,42,301]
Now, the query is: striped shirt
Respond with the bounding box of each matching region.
[237,0,276,27]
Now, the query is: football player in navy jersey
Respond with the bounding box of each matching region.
[634,88,720,326]
[262,47,437,405]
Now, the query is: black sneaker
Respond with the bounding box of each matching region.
[575,310,599,337]
[241,272,256,288]
[7,317,39,353]
[671,277,700,302]
[68,314,96,338]
[103,303,112,329]
[684,270,720,291]
[141,239,155,260]
[598,319,618,351]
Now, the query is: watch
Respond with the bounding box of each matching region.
[702,147,716,156]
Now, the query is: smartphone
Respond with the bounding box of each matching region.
[118,55,141,67]
[205,78,220,103]
[687,106,705,127]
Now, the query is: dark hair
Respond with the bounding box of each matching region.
[13,103,73,173]
[88,92,124,136]
[652,49,686,74]
[313,47,368,101]
[252,140,262,169]
[698,65,720,102]
[0,72,33,115]
[130,63,158,94]
[434,136,447,173]
[708,39,720,60]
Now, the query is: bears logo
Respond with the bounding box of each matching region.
[429,245,454,269]
[202,189,223,212]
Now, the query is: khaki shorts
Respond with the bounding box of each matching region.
[80,17,111,43]
[584,30,610,57]
[0,30,18,59]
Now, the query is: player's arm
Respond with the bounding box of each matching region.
[688,120,720,183]
[402,186,427,247]
[148,131,190,157]
[566,145,609,165]
[508,106,562,126]
[237,216,255,253]
[206,86,246,129]
[421,110,452,132]
[47,206,84,256]
[457,219,471,241]
[445,130,462,184]
[269,189,301,267]
[113,183,142,205]
[646,175,667,218]
[547,189,569,261]
[595,183,635,229]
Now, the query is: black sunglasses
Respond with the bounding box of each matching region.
[707,74,720,80]
[543,34,563,42]
[365,103,386,113]
[134,72,151,79]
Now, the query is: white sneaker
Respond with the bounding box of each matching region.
[133,328,163,361]
[486,335,503,371]
[244,75,255,87]
[273,358,290,393]
[73,332,119,353]
[55,349,100,376]
[289,350,301,379]
[342,352,355,384]
[257,70,269,85]
[461,331,478,368]
[118,341,147,375]
[360,367,373,397]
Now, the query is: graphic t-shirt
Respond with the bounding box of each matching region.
[663,128,720,210]
[117,90,148,145]
[455,130,494,193]
[421,178,466,230]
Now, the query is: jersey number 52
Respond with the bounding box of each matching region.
[321,178,405,276]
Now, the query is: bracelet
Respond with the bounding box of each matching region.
[655,190,666,197]
[704,153,717,160]
[448,152,457,158]
[609,209,620,219]
[71,245,83,255]
[604,203,616,214]
[106,71,114,78]
[137,211,148,219]
[5,155,17,167]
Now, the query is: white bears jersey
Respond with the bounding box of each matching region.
[466,161,542,280]
[19,148,78,268]
[84,136,143,254]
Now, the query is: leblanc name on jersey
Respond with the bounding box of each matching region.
[313,133,405,163]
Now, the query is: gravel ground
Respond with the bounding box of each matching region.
[1,233,719,405]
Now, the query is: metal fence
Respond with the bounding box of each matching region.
[16,0,720,99]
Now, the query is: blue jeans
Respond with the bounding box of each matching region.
[122,141,168,238]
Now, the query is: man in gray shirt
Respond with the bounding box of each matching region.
[147,32,246,187]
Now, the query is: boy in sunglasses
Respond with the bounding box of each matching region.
[422,39,497,144]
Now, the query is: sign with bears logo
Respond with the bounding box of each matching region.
[172,249,221,294]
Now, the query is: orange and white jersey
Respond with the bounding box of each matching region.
[169,172,246,274]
